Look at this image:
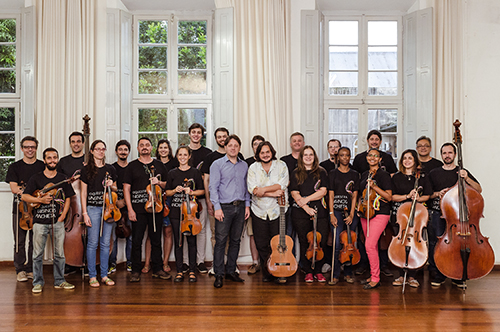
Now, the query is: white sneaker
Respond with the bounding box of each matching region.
[321,263,332,274]
[208,267,215,276]
[17,271,28,282]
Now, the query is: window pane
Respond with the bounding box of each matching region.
[0,45,16,68]
[0,158,15,182]
[368,21,397,45]
[178,108,207,132]
[368,47,397,70]
[139,46,167,69]
[139,20,167,44]
[328,134,359,157]
[178,46,206,69]
[0,19,16,42]
[138,108,168,132]
[329,21,358,45]
[138,71,167,94]
[138,134,168,153]
[368,72,397,96]
[369,108,398,158]
[328,109,358,133]
[178,21,207,44]
[0,107,15,131]
[178,71,206,95]
[329,72,358,96]
[0,70,15,93]
[0,133,15,156]
[329,46,358,70]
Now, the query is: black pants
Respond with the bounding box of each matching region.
[251,213,280,278]
[171,217,197,273]
[131,212,163,274]
[12,213,33,273]
[293,216,329,274]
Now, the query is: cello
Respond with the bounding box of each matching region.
[434,120,494,281]
[388,170,428,292]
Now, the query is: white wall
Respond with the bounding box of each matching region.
[464,0,500,263]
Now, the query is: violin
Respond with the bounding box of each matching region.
[180,178,202,237]
[17,183,33,231]
[115,210,132,239]
[357,169,377,219]
[434,120,494,281]
[339,208,360,266]
[306,209,324,269]
[388,170,428,272]
[103,172,121,222]
[145,165,163,214]
[267,193,297,278]
[30,171,81,209]
[162,191,170,217]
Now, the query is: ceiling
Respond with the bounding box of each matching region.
[317,0,417,12]
[121,0,216,11]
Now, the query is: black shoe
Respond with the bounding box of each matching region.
[363,282,381,290]
[355,266,367,275]
[276,277,287,284]
[197,263,208,274]
[381,266,393,277]
[225,272,244,282]
[174,273,184,283]
[182,263,189,274]
[262,275,276,282]
[64,266,78,276]
[452,280,467,289]
[431,277,446,287]
[360,278,371,285]
[152,270,172,280]
[214,275,223,288]
[189,272,197,283]
[130,272,141,282]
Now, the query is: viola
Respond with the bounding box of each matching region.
[339,208,360,266]
[268,193,298,279]
[145,165,163,214]
[434,120,494,281]
[306,209,324,269]
[180,178,202,237]
[388,170,428,273]
[103,172,121,222]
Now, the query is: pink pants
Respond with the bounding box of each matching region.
[360,214,390,283]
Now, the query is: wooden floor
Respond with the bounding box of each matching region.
[2,263,500,332]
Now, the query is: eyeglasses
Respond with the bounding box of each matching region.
[417,144,431,148]
[367,154,379,158]
[22,146,37,150]
[94,148,107,152]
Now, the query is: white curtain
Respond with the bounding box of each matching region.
[231,0,292,156]
[433,0,465,147]
[35,0,97,155]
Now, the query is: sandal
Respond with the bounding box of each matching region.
[89,278,100,288]
[163,264,171,273]
[141,266,151,274]
[189,272,197,283]
[102,277,115,286]
[174,273,184,283]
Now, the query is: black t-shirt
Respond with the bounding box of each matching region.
[421,158,444,175]
[320,159,337,175]
[289,168,328,219]
[280,154,298,178]
[24,172,76,225]
[166,167,204,220]
[359,169,393,216]
[57,154,85,177]
[328,168,360,212]
[353,150,398,175]
[123,159,168,214]
[112,162,127,200]
[428,166,479,212]
[390,172,432,219]
[80,164,117,206]
[245,156,257,167]
[201,151,245,174]
[5,159,45,213]
[164,158,179,173]
[191,146,211,171]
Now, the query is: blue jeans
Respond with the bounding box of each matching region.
[213,203,246,276]
[86,206,114,279]
[332,210,359,279]
[109,221,132,266]
[32,221,66,287]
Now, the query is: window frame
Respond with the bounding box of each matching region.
[0,14,20,99]
[0,101,20,191]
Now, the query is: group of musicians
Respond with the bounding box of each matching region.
[6,124,482,293]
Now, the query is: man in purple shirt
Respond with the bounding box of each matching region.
[209,135,250,288]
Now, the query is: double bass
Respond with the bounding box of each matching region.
[434,120,494,281]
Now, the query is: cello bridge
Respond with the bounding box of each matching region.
[456,231,471,237]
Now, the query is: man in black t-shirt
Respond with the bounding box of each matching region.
[428,143,481,288]
[416,136,443,174]
[5,136,45,282]
[352,130,397,175]
[123,137,171,282]
[22,148,76,293]
[320,139,341,174]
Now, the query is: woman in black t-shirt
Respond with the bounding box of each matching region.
[290,146,329,283]
[358,148,392,289]
[390,149,431,288]
[165,146,204,282]
[81,140,118,287]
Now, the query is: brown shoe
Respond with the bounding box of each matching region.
[152,270,172,280]
[247,264,261,275]
[392,276,404,286]
[130,272,141,282]
[344,275,354,284]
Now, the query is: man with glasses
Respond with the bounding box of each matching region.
[416,136,443,174]
[5,136,45,282]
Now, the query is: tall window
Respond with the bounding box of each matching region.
[0,17,19,181]
[134,16,211,152]
[325,17,401,159]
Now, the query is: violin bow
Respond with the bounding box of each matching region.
[366,172,372,238]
